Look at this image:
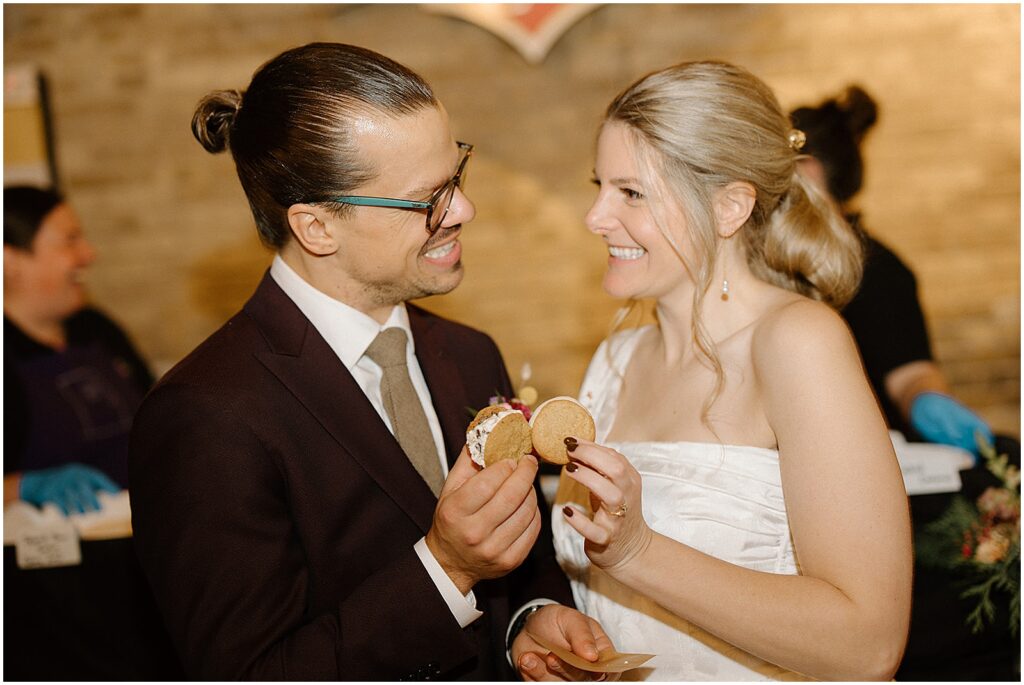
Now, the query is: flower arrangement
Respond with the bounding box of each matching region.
[916,436,1020,636]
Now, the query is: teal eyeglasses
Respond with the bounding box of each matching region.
[329,142,472,235]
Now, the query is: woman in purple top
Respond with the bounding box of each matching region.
[4,186,153,513]
[3,185,180,680]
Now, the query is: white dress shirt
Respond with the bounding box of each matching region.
[270,255,482,627]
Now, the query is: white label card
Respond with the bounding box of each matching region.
[898,455,964,495]
[890,431,973,496]
[15,519,82,569]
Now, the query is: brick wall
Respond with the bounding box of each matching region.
[4,3,1019,436]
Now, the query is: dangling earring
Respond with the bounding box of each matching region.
[721,260,730,301]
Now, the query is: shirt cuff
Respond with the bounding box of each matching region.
[506,598,560,668]
[413,537,483,629]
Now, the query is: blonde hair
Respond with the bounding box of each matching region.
[604,60,863,422]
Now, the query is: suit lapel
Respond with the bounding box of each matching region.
[244,273,437,532]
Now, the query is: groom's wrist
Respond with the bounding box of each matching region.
[506,599,558,668]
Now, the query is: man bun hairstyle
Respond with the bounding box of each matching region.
[190,43,438,248]
[790,85,879,203]
[192,90,242,154]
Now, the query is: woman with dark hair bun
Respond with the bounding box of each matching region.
[791,86,994,455]
[790,85,877,204]
[795,87,1019,682]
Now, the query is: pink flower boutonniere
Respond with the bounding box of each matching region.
[489,363,538,421]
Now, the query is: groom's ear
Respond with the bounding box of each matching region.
[713,182,756,238]
[287,203,339,256]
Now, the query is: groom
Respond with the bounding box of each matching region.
[129,43,609,680]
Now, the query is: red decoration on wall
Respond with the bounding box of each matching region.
[423,4,601,64]
[510,4,562,34]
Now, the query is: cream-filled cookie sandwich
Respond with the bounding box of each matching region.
[466,405,534,467]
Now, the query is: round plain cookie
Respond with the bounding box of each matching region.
[529,396,596,465]
[466,405,534,467]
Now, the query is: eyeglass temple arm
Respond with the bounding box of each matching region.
[332,196,431,209]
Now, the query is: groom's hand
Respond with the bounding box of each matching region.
[513,604,618,682]
[426,447,542,593]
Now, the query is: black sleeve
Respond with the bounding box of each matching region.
[842,236,934,429]
[843,237,933,378]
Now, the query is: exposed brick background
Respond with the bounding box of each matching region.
[4,3,1018,436]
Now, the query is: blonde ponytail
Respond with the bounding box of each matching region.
[747,168,864,309]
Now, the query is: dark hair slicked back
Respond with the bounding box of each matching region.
[191,43,437,248]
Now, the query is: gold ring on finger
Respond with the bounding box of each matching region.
[605,502,628,517]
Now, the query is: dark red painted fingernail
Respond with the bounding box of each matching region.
[562,505,574,518]
[565,462,578,473]
[564,436,578,451]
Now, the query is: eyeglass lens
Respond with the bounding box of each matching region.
[428,154,469,233]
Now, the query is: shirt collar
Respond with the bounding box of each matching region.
[269,254,414,369]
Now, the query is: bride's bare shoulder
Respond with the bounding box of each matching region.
[750,296,857,373]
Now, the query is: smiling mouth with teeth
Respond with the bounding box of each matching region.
[424,241,457,259]
[608,246,647,260]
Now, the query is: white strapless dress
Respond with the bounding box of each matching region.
[552,327,811,681]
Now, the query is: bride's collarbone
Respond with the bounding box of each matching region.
[612,354,771,445]
[609,398,776,447]
[620,349,736,406]
[610,382,715,442]
[608,413,717,444]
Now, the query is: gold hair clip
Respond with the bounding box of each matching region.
[788,128,806,152]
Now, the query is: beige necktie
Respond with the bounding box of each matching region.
[364,328,444,496]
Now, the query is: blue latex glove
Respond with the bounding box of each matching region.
[19,463,121,515]
[909,392,995,460]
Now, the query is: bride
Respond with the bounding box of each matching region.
[551,61,912,681]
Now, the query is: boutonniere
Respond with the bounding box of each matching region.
[468,363,539,420]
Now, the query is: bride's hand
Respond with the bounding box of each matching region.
[559,438,653,575]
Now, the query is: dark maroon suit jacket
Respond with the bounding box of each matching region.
[129,273,572,680]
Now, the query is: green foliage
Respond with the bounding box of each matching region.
[914,436,1020,638]
[917,498,980,569]
[960,547,1020,636]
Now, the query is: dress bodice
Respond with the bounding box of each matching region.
[552,327,809,681]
